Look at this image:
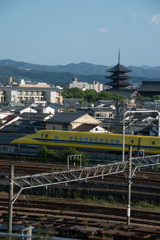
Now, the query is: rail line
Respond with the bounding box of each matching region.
[1,197,160,226]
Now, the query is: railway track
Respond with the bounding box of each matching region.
[1,159,160,238]
[1,196,160,227]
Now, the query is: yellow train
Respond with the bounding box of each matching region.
[11,130,160,154]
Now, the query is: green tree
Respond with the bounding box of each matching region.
[153,95,160,100]
[38,146,60,162]
[61,147,89,164]
[62,88,126,103]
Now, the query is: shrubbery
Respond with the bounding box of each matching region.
[38,146,89,164]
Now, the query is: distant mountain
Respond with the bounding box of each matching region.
[0,65,159,87]
[0,65,106,85]
[0,59,160,78]
[140,65,160,71]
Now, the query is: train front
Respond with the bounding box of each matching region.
[11,133,40,147]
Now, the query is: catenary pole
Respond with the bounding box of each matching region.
[8,165,14,239]
[127,142,132,225]
[122,101,125,161]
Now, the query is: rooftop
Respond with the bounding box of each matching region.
[107,63,132,73]
[0,86,61,92]
[46,112,88,123]
[105,89,137,98]
[73,124,99,131]
[138,81,160,92]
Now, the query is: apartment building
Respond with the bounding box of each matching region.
[0,86,63,104]
[55,78,103,92]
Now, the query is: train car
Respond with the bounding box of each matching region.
[139,136,160,154]
[11,130,141,153]
[11,130,160,154]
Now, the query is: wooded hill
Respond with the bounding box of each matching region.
[0,59,160,78]
[0,64,160,86]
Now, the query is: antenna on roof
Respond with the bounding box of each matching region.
[118,49,120,64]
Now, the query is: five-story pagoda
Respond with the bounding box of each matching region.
[106,51,132,89]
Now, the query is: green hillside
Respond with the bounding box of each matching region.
[0,65,159,86]
[0,59,160,78]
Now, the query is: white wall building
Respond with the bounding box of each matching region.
[55,78,103,92]
[0,86,63,104]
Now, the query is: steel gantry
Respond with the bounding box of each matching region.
[12,154,160,202]
[12,160,128,202]
[8,154,160,238]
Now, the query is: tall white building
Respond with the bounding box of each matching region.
[55,78,103,92]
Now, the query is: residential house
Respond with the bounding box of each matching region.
[94,100,116,110]
[63,98,81,108]
[73,124,107,133]
[19,112,53,121]
[33,106,55,115]
[0,115,21,130]
[0,119,45,144]
[14,107,37,115]
[77,107,114,119]
[46,112,101,131]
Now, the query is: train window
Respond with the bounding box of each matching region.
[41,134,43,137]
[69,137,73,141]
[95,138,98,142]
[110,139,114,143]
[79,137,83,141]
[116,140,119,144]
[105,139,109,143]
[84,138,88,141]
[90,138,93,142]
[74,137,78,141]
[100,139,103,143]
[46,134,48,138]
[55,136,58,140]
[131,140,134,144]
[152,141,155,145]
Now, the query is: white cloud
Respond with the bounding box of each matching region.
[97,28,107,34]
[130,14,137,18]
[149,13,160,25]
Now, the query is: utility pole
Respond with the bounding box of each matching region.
[127,141,132,225]
[8,165,14,239]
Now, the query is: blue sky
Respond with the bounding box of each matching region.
[0,0,160,67]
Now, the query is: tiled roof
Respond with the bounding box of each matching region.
[63,98,81,107]
[138,81,160,92]
[105,89,136,98]
[34,106,44,111]
[89,107,113,112]
[107,63,132,73]
[20,112,52,119]
[0,123,44,134]
[73,124,99,131]
[46,112,87,123]
[14,106,29,113]
[49,103,64,109]
[0,115,18,128]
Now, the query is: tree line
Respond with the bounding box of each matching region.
[62,87,126,103]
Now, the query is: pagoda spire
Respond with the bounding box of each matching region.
[106,51,132,90]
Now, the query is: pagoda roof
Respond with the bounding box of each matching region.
[106,75,131,80]
[108,82,132,86]
[107,63,132,73]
